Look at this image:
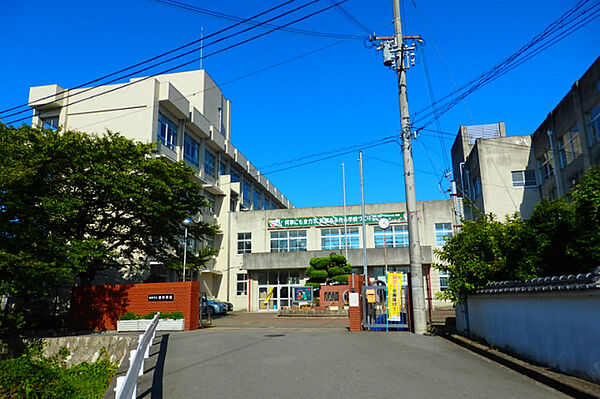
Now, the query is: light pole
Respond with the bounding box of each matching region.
[182,217,193,282]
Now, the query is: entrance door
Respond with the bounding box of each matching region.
[258,285,294,310]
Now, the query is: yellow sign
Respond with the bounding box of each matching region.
[387,272,404,321]
[366,289,376,303]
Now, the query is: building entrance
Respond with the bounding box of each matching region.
[256,270,301,311]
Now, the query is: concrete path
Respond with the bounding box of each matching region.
[140,326,568,399]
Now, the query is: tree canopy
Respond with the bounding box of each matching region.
[305,254,352,288]
[0,124,218,328]
[436,166,600,303]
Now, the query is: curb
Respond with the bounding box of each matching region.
[437,330,600,399]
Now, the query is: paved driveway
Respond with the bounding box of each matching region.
[139,325,568,399]
[206,311,349,330]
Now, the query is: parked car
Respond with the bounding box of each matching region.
[201,295,228,315]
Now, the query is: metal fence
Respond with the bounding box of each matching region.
[362,284,409,331]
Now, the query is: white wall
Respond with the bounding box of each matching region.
[465,292,600,383]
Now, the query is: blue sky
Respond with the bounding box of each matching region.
[1,0,598,208]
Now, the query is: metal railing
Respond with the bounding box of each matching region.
[115,312,160,399]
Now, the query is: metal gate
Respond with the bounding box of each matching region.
[362,283,409,331]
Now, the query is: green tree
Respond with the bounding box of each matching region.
[435,213,536,303]
[0,124,218,328]
[305,254,352,288]
[570,166,600,269]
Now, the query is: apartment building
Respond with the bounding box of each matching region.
[28,70,293,296]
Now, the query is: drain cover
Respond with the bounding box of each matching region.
[264,334,285,338]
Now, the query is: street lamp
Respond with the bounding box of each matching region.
[182,217,193,282]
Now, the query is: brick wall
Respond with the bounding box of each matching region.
[348,274,365,332]
[71,281,200,331]
[319,284,349,307]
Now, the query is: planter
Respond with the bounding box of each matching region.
[117,319,185,332]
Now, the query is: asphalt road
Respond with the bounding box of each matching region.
[141,328,568,399]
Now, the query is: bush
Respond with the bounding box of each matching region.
[0,344,117,399]
[331,274,349,284]
[119,311,185,320]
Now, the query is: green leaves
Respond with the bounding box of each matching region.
[436,167,600,303]
[0,124,218,327]
[305,254,350,285]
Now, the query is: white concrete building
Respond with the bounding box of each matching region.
[220,201,455,312]
[28,70,293,295]
[28,70,455,312]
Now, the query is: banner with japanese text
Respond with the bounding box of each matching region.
[267,212,405,229]
[387,272,404,321]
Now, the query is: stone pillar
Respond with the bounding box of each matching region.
[348,274,365,332]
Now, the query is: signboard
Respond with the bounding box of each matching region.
[387,272,404,321]
[267,212,405,229]
[349,292,360,307]
[293,287,313,302]
[366,289,376,303]
[148,294,174,302]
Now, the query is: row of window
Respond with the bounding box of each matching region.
[236,223,454,254]
[158,112,281,212]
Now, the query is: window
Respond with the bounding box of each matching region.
[320,227,359,250]
[205,192,216,214]
[511,170,537,188]
[585,103,600,146]
[204,149,216,178]
[183,135,199,168]
[253,189,261,210]
[237,233,251,254]
[41,116,59,130]
[270,230,307,252]
[374,224,408,247]
[439,272,449,291]
[230,169,240,183]
[270,202,277,210]
[219,161,227,176]
[435,223,453,247]
[242,180,251,207]
[263,198,270,210]
[236,273,248,296]
[557,125,582,168]
[538,151,554,182]
[157,113,178,149]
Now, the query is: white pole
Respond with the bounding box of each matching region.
[342,162,348,260]
[359,152,368,286]
[182,227,188,282]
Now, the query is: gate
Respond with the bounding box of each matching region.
[362,282,409,331]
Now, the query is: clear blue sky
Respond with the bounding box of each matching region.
[1,0,598,208]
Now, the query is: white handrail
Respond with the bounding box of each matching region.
[115,312,161,399]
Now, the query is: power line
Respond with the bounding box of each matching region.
[325,0,373,34]
[0,0,300,118]
[7,0,349,126]
[149,0,367,40]
[410,0,600,130]
[261,137,396,175]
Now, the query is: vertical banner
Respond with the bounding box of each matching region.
[387,272,403,321]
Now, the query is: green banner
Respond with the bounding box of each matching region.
[267,212,405,229]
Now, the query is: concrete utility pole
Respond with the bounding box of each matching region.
[392,0,428,334]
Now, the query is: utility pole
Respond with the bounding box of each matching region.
[359,152,368,286]
[373,0,427,334]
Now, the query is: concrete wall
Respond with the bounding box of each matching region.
[42,335,136,368]
[462,291,600,383]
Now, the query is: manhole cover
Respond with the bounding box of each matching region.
[264,334,285,338]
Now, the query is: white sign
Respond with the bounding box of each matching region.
[349,292,360,307]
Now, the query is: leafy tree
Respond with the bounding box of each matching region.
[570,166,600,269]
[435,214,536,303]
[305,254,352,288]
[0,124,218,328]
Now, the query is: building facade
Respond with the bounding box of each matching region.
[28,70,293,296]
[452,56,600,221]
[218,201,455,312]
